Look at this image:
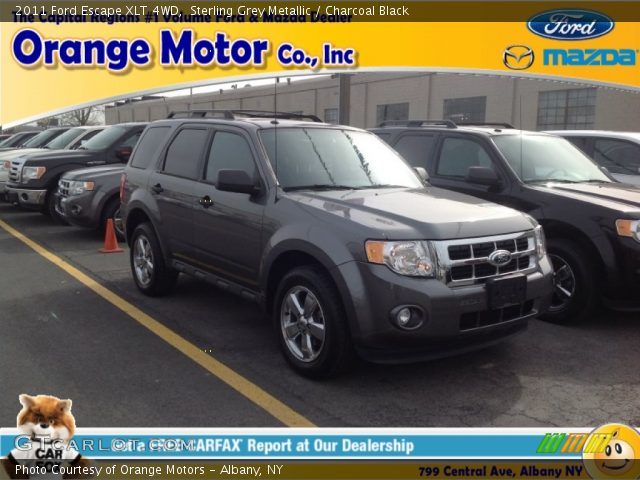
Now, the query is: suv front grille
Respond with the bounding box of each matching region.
[9,161,21,182]
[58,179,70,198]
[435,231,538,286]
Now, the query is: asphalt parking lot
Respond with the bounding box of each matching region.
[1,201,639,429]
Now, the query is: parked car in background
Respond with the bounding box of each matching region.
[0,134,12,142]
[5,123,146,222]
[0,127,104,201]
[55,165,125,239]
[121,110,553,377]
[0,131,41,151]
[547,130,640,186]
[0,127,70,153]
[371,121,640,322]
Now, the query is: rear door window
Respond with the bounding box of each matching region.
[163,128,209,179]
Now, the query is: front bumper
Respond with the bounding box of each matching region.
[338,257,554,363]
[602,236,640,310]
[5,186,47,208]
[54,191,100,229]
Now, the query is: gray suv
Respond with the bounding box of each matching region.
[120,111,553,378]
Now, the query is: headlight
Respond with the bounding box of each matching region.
[22,166,46,180]
[616,219,640,243]
[534,225,546,259]
[65,180,95,195]
[365,240,435,277]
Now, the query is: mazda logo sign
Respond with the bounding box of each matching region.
[488,250,513,267]
[503,45,535,70]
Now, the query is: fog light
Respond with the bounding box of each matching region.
[389,305,425,330]
[397,308,412,326]
[71,205,82,215]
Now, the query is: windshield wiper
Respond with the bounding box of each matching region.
[283,184,355,192]
[355,184,407,189]
[526,179,580,184]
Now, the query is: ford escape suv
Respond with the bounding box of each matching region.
[371,121,640,323]
[120,111,553,378]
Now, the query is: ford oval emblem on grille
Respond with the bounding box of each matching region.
[488,250,512,267]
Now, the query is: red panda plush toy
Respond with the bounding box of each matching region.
[2,394,87,479]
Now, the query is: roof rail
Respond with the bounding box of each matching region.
[456,122,515,129]
[378,120,457,128]
[167,110,322,122]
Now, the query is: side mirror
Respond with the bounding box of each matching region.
[414,167,429,182]
[466,166,500,187]
[216,169,259,195]
[115,146,133,162]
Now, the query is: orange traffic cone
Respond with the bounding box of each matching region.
[99,218,124,253]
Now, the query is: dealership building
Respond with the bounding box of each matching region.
[105,72,640,131]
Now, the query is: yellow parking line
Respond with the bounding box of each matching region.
[0,218,316,428]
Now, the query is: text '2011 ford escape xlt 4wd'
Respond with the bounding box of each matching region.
[121,111,553,378]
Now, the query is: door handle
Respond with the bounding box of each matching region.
[151,183,163,194]
[199,195,214,208]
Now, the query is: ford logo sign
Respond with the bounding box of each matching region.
[527,9,614,41]
[488,250,512,268]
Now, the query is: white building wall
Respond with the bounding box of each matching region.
[594,89,640,130]
[105,72,640,132]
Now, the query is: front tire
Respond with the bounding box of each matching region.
[540,238,597,323]
[273,266,353,379]
[130,222,178,296]
[101,197,125,242]
[44,191,68,225]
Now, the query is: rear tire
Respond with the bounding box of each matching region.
[130,222,178,296]
[273,266,354,379]
[540,238,597,324]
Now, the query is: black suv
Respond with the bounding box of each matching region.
[371,121,640,322]
[6,123,146,222]
[121,111,553,378]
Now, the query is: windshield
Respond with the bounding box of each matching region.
[1,133,37,147]
[259,128,423,191]
[22,129,67,148]
[492,134,611,184]
[44,128,84,150]
[81,126,126,151]
[0,135,21,147]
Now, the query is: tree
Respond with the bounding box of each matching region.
[58,107,104,126]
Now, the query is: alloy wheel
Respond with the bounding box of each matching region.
[133,235,154,287]
[549,253,576,312]
[280,286,326,363]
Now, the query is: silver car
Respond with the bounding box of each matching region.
[546,130,640,186]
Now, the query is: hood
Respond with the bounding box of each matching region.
[528,181,640,212]
[62,165,124,181]
[287,187,535,240]
[22,149,97,164]
[0,148,46,161]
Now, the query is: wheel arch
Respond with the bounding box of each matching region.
[262,242,357,336]
[539,219,606,279]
